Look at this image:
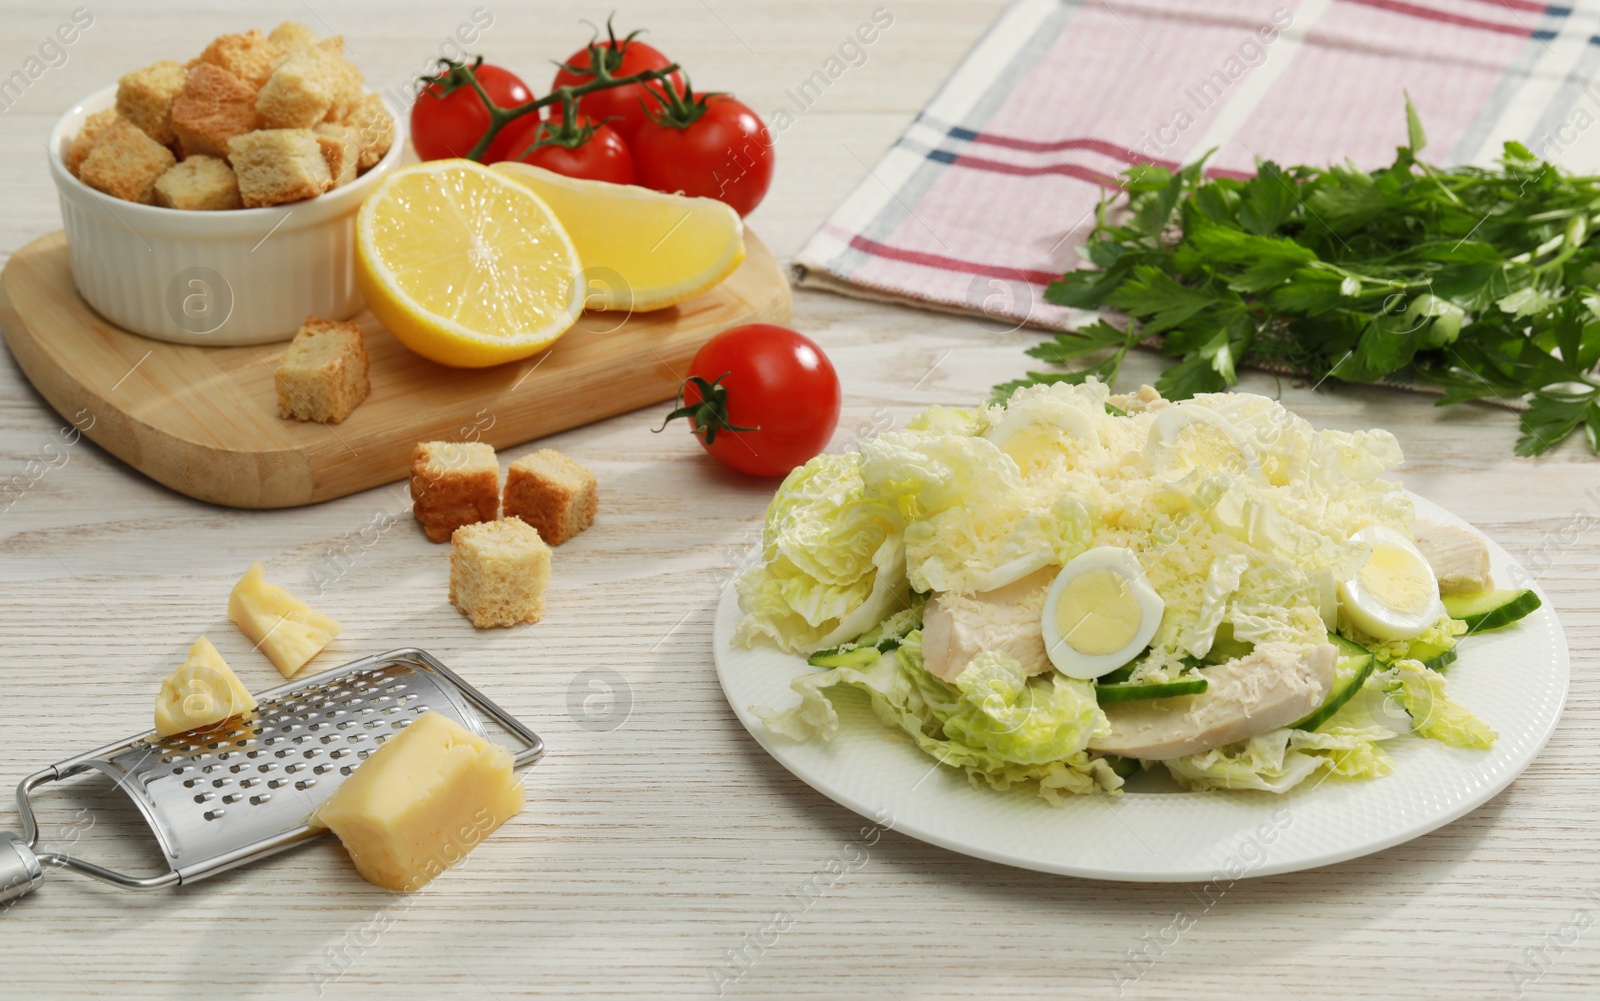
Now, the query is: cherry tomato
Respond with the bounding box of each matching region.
[482,107,544,164]
[632,90,774,217]
[660,325,840,477]
[552,34,681,145]
[411,62,533,161]
[487,116,636,185]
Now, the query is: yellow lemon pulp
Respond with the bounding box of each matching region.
[356,159,583,368]
[492,161,745,312]
[1055,568,1142,656]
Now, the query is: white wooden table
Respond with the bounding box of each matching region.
[1,3,1596,998]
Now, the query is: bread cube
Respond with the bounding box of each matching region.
[256,41,355,128]
[314,711,524,891]
[154,636,258,738]
[116,60,187,144]
[78,118,176,203]
[318,38,366,121]
[267,20,319,52]
[410,441,500,543]
[449,517,551,628]
[228,562,342,678]
[154,155,242,210]
[196,29,281,90]
[332,92,394,170]
[66,108,120,175]
[312,125,358,188]
[275,316,370,422]
[227,128,331,207]
[170,63,261,159]
[502,449,597,546]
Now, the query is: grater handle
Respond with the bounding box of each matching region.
[5,767,180,902]
[0,833,43,905]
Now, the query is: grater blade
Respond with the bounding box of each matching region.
[1,648,542,904]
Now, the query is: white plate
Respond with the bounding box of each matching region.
[713,493,1568,881]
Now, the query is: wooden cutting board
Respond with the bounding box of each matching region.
[0,230,790,509]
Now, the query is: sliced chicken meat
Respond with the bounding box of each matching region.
[1410,520,1492,596]
[1088,641,1337,760]
[921,568,1056,683]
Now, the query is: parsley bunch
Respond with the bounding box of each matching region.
[1000,102,1600,456]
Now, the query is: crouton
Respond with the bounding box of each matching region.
[116,60,187,145]
[267,20,319,52]
[78,118,177,203]
[332,92,394,170]
[319,38,366,121]
[502,449,597,546]
[170,63,261,159]
[275,317,370,423]
[227,128,332,207]
[256,41,354,128]
[65,108,120,175]
[313,125,358,188]
[153,155,242,210]
[410,442,500,544]
[449,517,551,628]
[196,29,281,90]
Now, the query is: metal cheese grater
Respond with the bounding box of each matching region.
[0,648,543,904]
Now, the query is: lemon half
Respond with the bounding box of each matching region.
[356,159,583,368]
[492,161,745,312]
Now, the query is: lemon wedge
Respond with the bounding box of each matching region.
[492,161,745,312]
[356,159,583,368]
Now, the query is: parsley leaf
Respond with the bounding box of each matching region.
[997,103,1600,456]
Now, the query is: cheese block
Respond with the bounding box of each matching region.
[154,636,258,737]
[314,711,524,891]
[228,562,342,678]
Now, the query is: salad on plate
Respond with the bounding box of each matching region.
[734,381,1541,803]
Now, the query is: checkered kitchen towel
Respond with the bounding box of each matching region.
[794,0,1600,337]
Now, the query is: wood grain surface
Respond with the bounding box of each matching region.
[0,3,1596,1000]
[0,230,789,508]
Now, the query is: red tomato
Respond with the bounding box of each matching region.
[660,325,840,477]
[632,92,774,217]
[552,35,681,145]
[482,107,543,164]
[487,117,636,184]
[411,62,533,161]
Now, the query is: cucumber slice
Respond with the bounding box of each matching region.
[1099,754,1140,778]
[1205,623,1255,663]
[806,646,881,669]
[854,620,891,648]
[1329,633,1370,659]
[1404,638,1458,672]
[1098,663,1137,685]
[1096,678,1209,703]
[1442,588,1542,633]
[1293,634,1375,731]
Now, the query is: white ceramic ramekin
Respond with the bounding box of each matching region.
[48,83,407,346]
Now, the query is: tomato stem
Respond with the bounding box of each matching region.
[653,373,759,444]
[559,13,649,78]
[421,42,679,162]
[641,75,724,131]
[506,98,622,161]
